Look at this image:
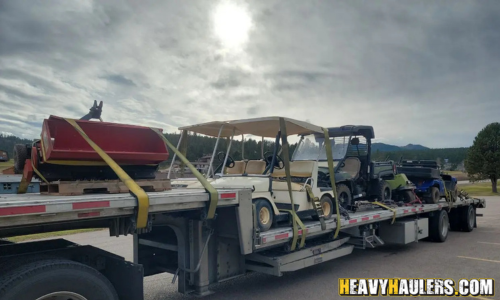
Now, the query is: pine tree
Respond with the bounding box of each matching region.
[465,122,500,193]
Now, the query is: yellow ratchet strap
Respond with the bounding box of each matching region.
[322,128,341,239]
[279,117,306,251]
[442,183,453,212]
[372,201,397,224]
[64,118,150,229]
[305,184,326,230]
[151,128,219,219]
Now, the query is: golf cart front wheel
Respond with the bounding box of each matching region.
[254,199,273,232]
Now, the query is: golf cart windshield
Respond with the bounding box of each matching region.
[292,134,350,161]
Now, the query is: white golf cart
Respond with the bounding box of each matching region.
[170,117,341,232]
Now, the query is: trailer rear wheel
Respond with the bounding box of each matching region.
[428,210,449,242]
[0,258,118,300]
[460,205,475,232]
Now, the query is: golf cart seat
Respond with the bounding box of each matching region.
[226,160,246,175]
[245,160,266,175]
[271,161,315,178]
[340,157,361,180]
[271,161,315,191]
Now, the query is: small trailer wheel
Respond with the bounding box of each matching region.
[0,258,118,300]
[459,205,475,232]
[428,209,449,242]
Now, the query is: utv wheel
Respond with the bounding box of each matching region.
[13,144,28,174]
[254,199,273,232]
[375,180,392,201]
[0,259,118,300]
[312,196,333,220]
[335,184,351,209]
[428,209,449,242]
[426,187,440,204]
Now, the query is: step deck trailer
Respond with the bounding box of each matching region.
[0,188,486,299]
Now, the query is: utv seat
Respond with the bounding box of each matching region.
[340,157,361,180]
[225,160,246,175]
[245,160,266,175]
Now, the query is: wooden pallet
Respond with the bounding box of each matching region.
[40,179,171,196]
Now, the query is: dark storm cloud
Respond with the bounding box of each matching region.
[0,0,499,147]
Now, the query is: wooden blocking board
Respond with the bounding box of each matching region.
[40,179,171,196]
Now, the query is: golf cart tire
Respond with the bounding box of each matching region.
[312,195,333,221]
[253,199,273,232]
[13,144,28,174]
[335,184,351,209]
[428,209,449,243]
[375,180,392,201]
[426,187,440,204]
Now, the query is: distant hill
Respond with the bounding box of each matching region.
[372,143,430,152]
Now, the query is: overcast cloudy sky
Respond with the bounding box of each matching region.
[1,0,499,148]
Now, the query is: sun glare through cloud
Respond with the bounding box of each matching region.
[212,1,253,51]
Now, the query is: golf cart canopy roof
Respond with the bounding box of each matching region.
[178,116,323,138]
[326,125,375,139]
[178,121,243,138]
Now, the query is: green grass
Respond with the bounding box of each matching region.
[443,170,469,181]
[7,228,106,243]
[458,182,498,196]
[0,159,13,171]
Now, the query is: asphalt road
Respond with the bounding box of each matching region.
[46,196,500,300]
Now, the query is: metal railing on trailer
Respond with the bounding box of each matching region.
[0,189,241,237]
[244,197,485,277]
[253,197,485,251]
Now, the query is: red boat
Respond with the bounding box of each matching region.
[14,101,169,182]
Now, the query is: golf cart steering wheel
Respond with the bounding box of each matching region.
[263,151,284,169]
[216,151,235,168]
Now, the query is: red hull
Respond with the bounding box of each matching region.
[40,116,169,165]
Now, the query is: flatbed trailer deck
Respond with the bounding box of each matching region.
[0,188,486,300]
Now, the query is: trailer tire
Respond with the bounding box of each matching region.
[254,199,273,232]
[0,258,118,300]
[13,144,28,174]
[459,205,475,232]
[428,210,449,242]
